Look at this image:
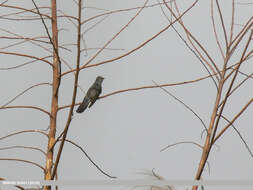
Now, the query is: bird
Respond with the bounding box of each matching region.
[76,76,104,113]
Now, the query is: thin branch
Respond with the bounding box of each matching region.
[0,106,51,117]
[160,141,203,152]
[0,28,54,53]
[138,169,175,190]
[0,34,49,49]
[0,0,8,6]
[213,97,253,144]
[0,145,46,156]
[0,130,48,141]
[57,9,78,27]
[63,139,116,178]
[171,0,221,79]
[31,0,62,95]
[2,82,52,107]
[80,47,125,52]
[0,6,50,18]
[0,28,45,41]
[233,17,253,43]
[215,0,228,47]
[211,0,225,59]
[224,71,253,102]
[229,0,235,45]
[236,70,253,79]
[0,158,45,171]
[58,73,218,110]
[222,55,253,85]
[61,0,198,76]
[0,4,51,19]
[0,51,53,66]
[220,115,253,159]
[82,0,149,68]
[0,16,47,21]
[153,80,207,132]
[80,33,88,56]
[82,14,109,35]
[0,55,52,70]
[157,0,218,89]
[81,1,173,25]
[58,58,86,93]
[228,21,253,61]
[0,34,71,52]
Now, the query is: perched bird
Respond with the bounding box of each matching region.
[76,76,104,113]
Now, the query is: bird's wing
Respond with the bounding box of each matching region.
[88,84,101,108]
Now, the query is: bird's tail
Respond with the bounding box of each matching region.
[76,96,90,113]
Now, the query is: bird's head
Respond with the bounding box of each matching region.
[96,76,104,83]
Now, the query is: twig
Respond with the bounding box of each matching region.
[61,0,198,76]
[2,82,51,107]
[211,0,225,59]
[0,51,53,66]
[0,145,46,155]
[213,97,253,143]
[0,55,52,70]
[215,0,228,47]
[81,1,173,24]
[63,139,116,178]
[0,130,48,141]
[31,0,62,95]
[152,80,207,132]
[0,106,51,117]
[161,141,203,152]
[157,0,218,90]
[58,73,219,110]
[0,158,45,171]
[220,115,253,158]
[82,0,149,68]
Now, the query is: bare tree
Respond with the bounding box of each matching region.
[0,0,252,190]
[157,0,253,189]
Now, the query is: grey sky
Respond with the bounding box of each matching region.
[0,0,253,190]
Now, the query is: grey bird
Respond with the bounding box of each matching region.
[76,76,104,113]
